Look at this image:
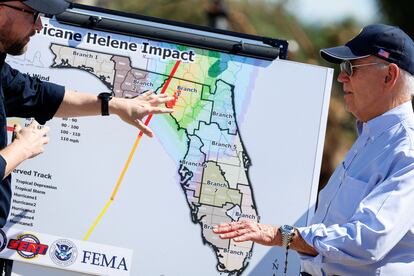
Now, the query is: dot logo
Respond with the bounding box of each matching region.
[49,239,78,267]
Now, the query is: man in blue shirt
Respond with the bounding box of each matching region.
[214,24,414,275]
[0,0,174,228]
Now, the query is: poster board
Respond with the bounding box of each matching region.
[2,4,333,276]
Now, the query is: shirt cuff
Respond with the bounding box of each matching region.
[0,154,7,181]
[297,224,326,266]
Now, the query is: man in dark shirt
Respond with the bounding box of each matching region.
[0,0,174,227]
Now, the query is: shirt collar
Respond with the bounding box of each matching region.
[357,101,414,139]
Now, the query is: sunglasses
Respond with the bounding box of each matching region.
[340,60,381,77]
[0,3,43,24]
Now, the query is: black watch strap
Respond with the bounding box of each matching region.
[97,92,113,116]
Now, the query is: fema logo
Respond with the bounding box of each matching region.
[0,229,7,252]
[49,239,78,267]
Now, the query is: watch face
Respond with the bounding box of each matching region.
[98,92,113,100]
[281,225,294,233]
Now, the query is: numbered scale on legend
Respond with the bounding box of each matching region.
[60,117,81,144]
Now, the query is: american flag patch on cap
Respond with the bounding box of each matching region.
[378,49,390,58]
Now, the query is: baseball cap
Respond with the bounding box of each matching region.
[7,0,72,15]
[320,24,414,75]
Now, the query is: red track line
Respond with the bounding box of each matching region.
[113,60,182,195]
[85,60,183,240]
[161,61,181,95]
[138,60,181,138]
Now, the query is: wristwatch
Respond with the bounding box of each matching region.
[279,225,295,247]
[97,92,113,116]
[279,225,296,274]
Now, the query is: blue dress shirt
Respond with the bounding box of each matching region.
[298,101,414,275]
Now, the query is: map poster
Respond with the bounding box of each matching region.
[4,7,332,276]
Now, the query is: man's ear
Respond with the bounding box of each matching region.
[384,63,399,87]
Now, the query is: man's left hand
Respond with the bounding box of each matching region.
[213,220,280,246]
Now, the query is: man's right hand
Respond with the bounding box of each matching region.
[13,120,50,159]
[0,120,50,179]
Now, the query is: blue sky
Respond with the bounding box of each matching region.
[284,0,380,25]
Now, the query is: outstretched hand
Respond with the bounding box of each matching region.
[213,220,280,246]
[113,91,174,137]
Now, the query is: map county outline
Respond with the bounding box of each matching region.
[50,43,259,275]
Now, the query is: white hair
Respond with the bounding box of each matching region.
[400,69,414,97]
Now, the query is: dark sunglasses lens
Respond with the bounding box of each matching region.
[347,61,353,76]
[341,61,352,76]
[34,12,40,23]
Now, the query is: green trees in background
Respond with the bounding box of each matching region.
[88,0,414,191]
[103,0,361,189]
[108,0,209,26]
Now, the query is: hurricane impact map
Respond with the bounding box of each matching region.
[4,13,331,276]
[7,17,261,276]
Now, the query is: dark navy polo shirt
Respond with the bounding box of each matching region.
[0,52,65,227]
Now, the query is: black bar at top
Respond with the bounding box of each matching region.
[55,3,288,60]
